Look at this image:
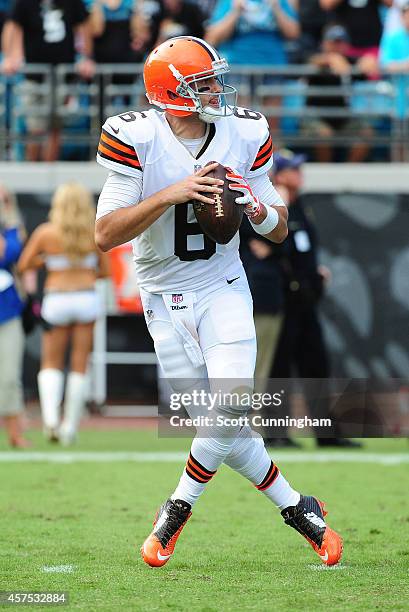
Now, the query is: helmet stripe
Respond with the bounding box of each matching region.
[171,36,220,62]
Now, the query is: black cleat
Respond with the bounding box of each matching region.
[141,499,192,567]
[281,495,343,566]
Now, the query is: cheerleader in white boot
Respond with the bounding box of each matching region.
[18,183,110,444]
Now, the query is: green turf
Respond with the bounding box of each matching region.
[1,427,408,453]
[0,433,408,611]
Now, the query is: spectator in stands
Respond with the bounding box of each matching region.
[380,0,409,138]
[380,1,409,72]
[86,0,142,64]
[1,0,95,162]
[383,0,409,35]
[295,0,328,60]
[205,0,299,130]
[17,183,110,445]
[319,0,392,59]
[133,0,206,53]
[190,0,218,19]
[0,1,12,40]
[0,183,29,448]
[302,23,375,162]
[85,0,143,115]
[270,150,361,448]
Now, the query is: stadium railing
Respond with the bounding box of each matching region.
[0,63,408,161]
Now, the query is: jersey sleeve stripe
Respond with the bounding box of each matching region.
[97,144,142,170]
[101,128,136,154]
[250,148,273,170]
[99,138,139,161]
[256,135,272,160]
[250,145,273,170]
[249,135,273,171]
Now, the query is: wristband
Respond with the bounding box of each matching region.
[250,205,279,235]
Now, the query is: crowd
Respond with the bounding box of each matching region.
[0,0,408,161]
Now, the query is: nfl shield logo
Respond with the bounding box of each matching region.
[172,294,183,304]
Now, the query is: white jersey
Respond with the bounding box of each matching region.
[96,107,274,293]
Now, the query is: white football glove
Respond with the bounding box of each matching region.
[226,169,262,218]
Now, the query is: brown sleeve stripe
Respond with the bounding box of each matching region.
[250,136,273,171]
[255,461,279,491]
[99,138,139,161]
[250,148,273,171]
[97,143,142,170]
[188,453,216,477]
[101,128,136,155]
[256,135,272,160]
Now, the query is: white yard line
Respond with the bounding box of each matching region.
[42,565,75,573]
[0,451,408,464]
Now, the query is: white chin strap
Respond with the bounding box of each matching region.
[198,105,223,124]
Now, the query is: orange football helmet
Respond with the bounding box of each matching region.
[143,36,237,122]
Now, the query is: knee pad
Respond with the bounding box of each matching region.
[204,338,257,380]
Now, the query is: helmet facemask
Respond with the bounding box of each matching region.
[149,58,237,122]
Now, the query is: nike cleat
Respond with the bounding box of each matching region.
[141,498,192,567]
[281,495,343,566]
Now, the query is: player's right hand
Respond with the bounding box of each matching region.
[166,162,224,206]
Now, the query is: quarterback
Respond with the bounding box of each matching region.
[95,36,343,568]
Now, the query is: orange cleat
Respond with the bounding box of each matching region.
[281,495,343,566]
[141,499,192,567]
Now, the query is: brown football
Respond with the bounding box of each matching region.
[193,162,244,245]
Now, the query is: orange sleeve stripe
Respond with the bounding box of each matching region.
[101,128,136,154]
[98,143,141,169]
[101,132,138,157]
[256,135,272,160]
[251,148,273,170]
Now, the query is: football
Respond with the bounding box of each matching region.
[193,162,244,245]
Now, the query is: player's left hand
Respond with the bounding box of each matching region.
[226,169,261,218]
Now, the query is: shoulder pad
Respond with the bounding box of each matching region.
[229,108,273,176]
[96,110,155,176]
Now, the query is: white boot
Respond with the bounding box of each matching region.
[59,372,87,445]
[37,369,64,441]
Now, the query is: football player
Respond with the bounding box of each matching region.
[95,36,343,568]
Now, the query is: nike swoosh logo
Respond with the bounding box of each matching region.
[227,276,240,285]
[319,551,329,562]
[109,125,120,134]
[157,551,171,561]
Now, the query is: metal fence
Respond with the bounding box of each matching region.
[0,63,408,161]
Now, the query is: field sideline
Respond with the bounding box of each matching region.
[1,432,408,611]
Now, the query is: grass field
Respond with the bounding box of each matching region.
[1,431,408,611]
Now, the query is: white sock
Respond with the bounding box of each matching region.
[37,369,64,430]
[171,434,237,507]
[263,472,300,510]
[224,426,300,510]
[60,372,87,440]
